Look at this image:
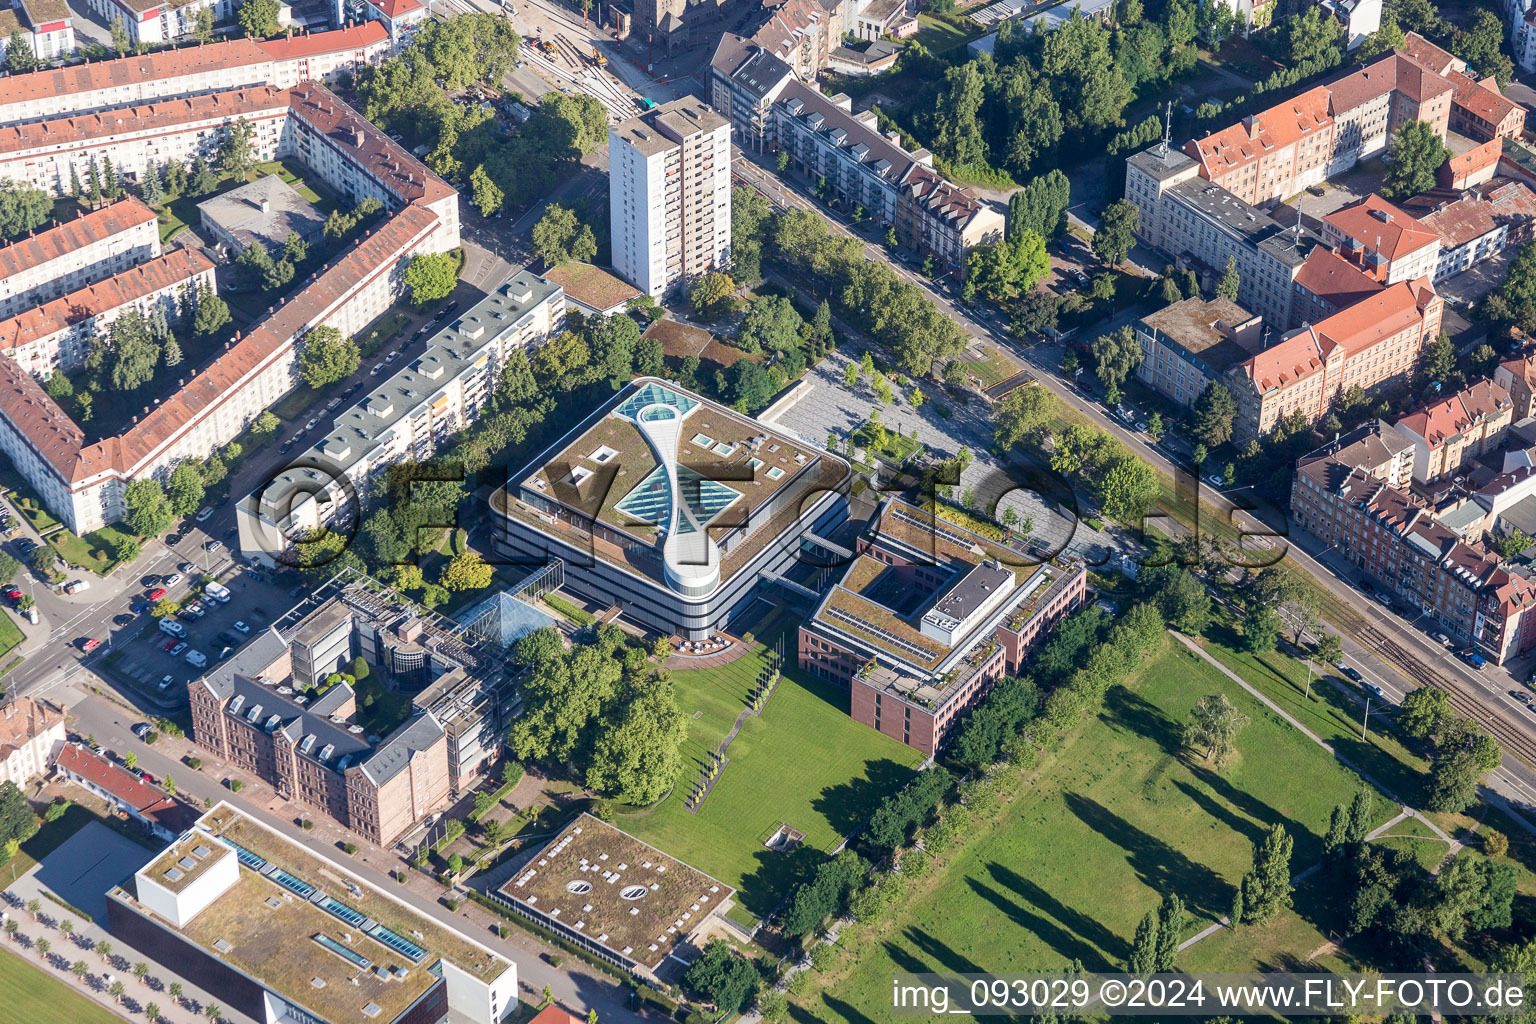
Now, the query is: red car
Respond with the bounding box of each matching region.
[162,637,179,651]
[2,587,19,602]
[82,638,101,653]
[148,588,167,601]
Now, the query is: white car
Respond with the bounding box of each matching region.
[64,578,89,594]
[157,674,174,691]
[164,573,183,587]
[194,506,214,522]
[233,620,251,634]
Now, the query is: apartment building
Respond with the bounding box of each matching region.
[77,0,241,47]
[0,198,159,318]
[55,743,198,841]
[189,627,451,847]
[770,82,1004,270]
[609,98,731,297]
[0,24,387,126]
[0,696,64,788]
[1125,145,1316,329]
[1292,430,1536,658]
[1230,277,1443,438]
[707,33,796,152]
[1320,194,1441,284]
[0,248,214,379]
[748,0,830,80]
[238,273,565,565]
[797,497,1088,756]
[1319,0,1381,48]
[1394,379,1514,483]
[1496,352,1536,420]
[108,805,518,1024]
[12,0,72,61]
[1134,296,1264,408]
[0,83,458,535]
[1185,86,1334,207]
[1292,244,1387,322]
[1404,178,1536,282]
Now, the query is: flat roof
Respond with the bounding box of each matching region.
[1140,296,1262,374]
[498,813,732,970]
[930,560,1014,621]
[1168,178,1319,266]
[143,832,233,894]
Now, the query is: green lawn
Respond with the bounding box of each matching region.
[0,946,124,1024]
[272,386,321,422]
[913,13,983,55]
[958,346,1018,389]
[358,310,411,357]
[804,641,1388,1021]
[47,525,138,576]
[619,608,924,918]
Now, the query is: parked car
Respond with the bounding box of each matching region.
[130,601,149,615]
[2,587,20,602]
[157,675,175,691]
[64,579,89,594]
[195,506,214,522]
[204,540,222,553]
[233,620,251,634]
[1341,666,1363,683]
[131,722,151,739]
[168,642,187,656]
[1366,683,1384,699]
[148,587,167,601]
[158,618,186,638]
[1461,650,1488,669]
[216,630,241,648]
[185,649,208,668]
[1431,631,1451,646]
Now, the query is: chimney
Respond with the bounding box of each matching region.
[353,129,364,147]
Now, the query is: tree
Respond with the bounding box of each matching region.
[1091,325,1141,390]
[1100,455,1159,522]
[1398,686,1449,739]
[166,463,205,517]
[3,31,34,73]
[1242,603,1281,654]
[993,384,1053,451]
[1191,382,1237,447]
[0,782,35,846]
[1382,120,1451,199]
[146,1003,161,1023]
[1184,693,1249,766]
[1239,824,1293,924]
[109,16,129,54]
[1454,7,1513,86]
[531,204,596,267]
[298,326,360,389]
[682,939,760,1012]
[188,157,219,197]
[1011,288,1060,339]
[1283,5,1343,61]
[206,1003,222,1023]
[194,5,214,41]
[237,0,281,37]
[168,982,183,1006]
[403,252,458,307]
[1314,632,1344,667]
[586,679,686,805]
[1216,255,1240,302]
[0,181,52,241]
[124,479,173,538]
[219,119,256,181]
[737,294,804,354]
[441,550,493,591]
[1154,894,1185,972]
[1128,911,1158,974]
[469,165,504,218]
[1007,170,1071,240]
[689,272,735,317]
[1092,200,1139,266]
[1426,718,1502,813]
[37,938,50,960]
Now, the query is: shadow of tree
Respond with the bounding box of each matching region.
[812,757,915,838]
[987,862,1133,966]
[1099,685,1182,757]
[1061,793,1230,921]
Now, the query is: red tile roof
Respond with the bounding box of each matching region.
[0,697,62,760]
[1401,31,1462,75]
[1450,70,1523,131]
[287,84,455,207]
[1397,380,1511,446]
[373,0,424,18]
[0,197,156,282]
[0,248,213,355]
[0,87,290,156]
[1242,280,1435,391]
[55,742,194,831]
[256,22,389,60]
[1187,86,1332,176]
[1326,53,1454,115]
[90,203,440,480]
[0,346,84,482]
[0,39,271,113]
[529,1007,585,1024]
[1295,246,1386,307]
[1323,194,1440,261]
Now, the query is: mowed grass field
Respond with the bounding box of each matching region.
[0,947,124,1024]
[806,641,1388,1023]
[621,610,923,918]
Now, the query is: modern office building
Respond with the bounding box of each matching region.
[609,98,732,297]
[237,272,564,565]
[494,377,852,640]
[797,497,1088,756]
[108,803,520,1024]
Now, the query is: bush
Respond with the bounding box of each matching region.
[144,731,159,745]
[226,779,243,792]
[445,897,461,911]
[340,841,358,855]
[547,954,564,968]
[498,925,510,939]
[300,819,313,830]
[186,757,201,770]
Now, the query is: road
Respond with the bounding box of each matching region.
[733,141,1536,822]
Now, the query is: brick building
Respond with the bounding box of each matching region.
[1394,379,1514,483]
[797,498,1087,756]
[1320,194,1442,285]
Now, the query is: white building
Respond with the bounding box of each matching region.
[0,697,64,789]
[0,248,215,378]
[73,0,281,47]
[238,272,565,564]
[0,197,160,319]
[609,98,732,298]
[1319,0,1381,49]
[12,0,74,61]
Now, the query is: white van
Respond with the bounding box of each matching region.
[185,649,207,668]
[158,618,186,638]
